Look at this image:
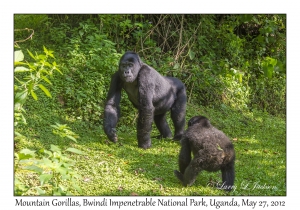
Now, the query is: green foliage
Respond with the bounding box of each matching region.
[51,123,80,142]
[249,75,286,116]
[14,15,48,31]
[15,14,285,116]
[261,57,284,79]
[15,142,83,195]
[46,20,122,123]
[14,47,61,126]
[14,46,84,196]
[13,14,286,196]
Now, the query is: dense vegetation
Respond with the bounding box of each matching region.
[14,14,286,196]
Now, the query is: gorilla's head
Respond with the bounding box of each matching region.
[188,115,211,128]
[119,51,142,83]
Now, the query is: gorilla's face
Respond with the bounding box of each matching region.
[119,53,140,83]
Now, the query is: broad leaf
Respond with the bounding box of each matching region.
[24,165,44,174]
[50,144,61,152]
[54,66,63,75]
[189,50,195,60]
[38,84,52,98]
[66,148,85,155]
[19,148,36,156]
[263,64,274,79]
[66,135,77,142]
[40,174,53,185]
[14,50,24,62]
[30,90,38,100]
[36,187,46,195]
[15,90,28,105]
[41,157,53,167]
[173,63,180,69]
[27,49,36,60]
[16,153,33,160]
[72,184,83,194]
[42,76,52,85]
[14,66,30,73]
[56,167,68,175]
[14,61,27,66]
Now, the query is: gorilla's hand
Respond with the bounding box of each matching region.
[174,170,184,183]
[106,127,118,142]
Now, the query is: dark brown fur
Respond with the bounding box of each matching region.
[174,116,235,191]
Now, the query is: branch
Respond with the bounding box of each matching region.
[14,28,35,46]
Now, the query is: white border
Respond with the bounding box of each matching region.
[2,0,298,209]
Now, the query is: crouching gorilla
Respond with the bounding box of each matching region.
[104,51,187,149]
[174,116,235,191]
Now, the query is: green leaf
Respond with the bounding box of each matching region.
[66,135,77,142]
[50,144,61,152]
[15,90,28,105]
[14,50,24,62]
[14,131,23,137]
[216,144,223,151]
[72,184,83,194]
[30,90,38,100]
[38,54,46,60]
[66,148,85,155]
[14,61,27,66]
[56,167,68,175]
[38,84,52,98]
[238,73,243,83]
[24,165,44,174]
[54,66,63,75]
[43,46,48,54]
[40,174,53,185]
[41,157,53,167]
[188,50,195,60]
[42,76,52,85]
[14,66,30,73]
[16,153,33,160]
[266,57,277,66]
[173,63,180,69]
[20,148,36,156]
[79,30,84,37]
[43,150,53,157]
[36,187,46,195]
[263,64,274,79]
[27,49,36,60]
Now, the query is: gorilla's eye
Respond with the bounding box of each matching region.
[129,63,133,67]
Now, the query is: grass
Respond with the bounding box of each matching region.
[14,98,286,196]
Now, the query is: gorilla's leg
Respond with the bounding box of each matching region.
[181,158,202,186]
[154,113,172,139]
[137,106,154,149]
[221,161,235,191]
[171,88,186,140]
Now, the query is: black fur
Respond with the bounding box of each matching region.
[104,51,186,149]
[174,116,235,191]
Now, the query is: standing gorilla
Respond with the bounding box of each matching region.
[104,51,187,149]
[174,116,235,191]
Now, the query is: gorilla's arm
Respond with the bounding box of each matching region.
[174,136,192,184]
[136,67,155,149]
[178,137,192,174]
[104,72,122,142]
